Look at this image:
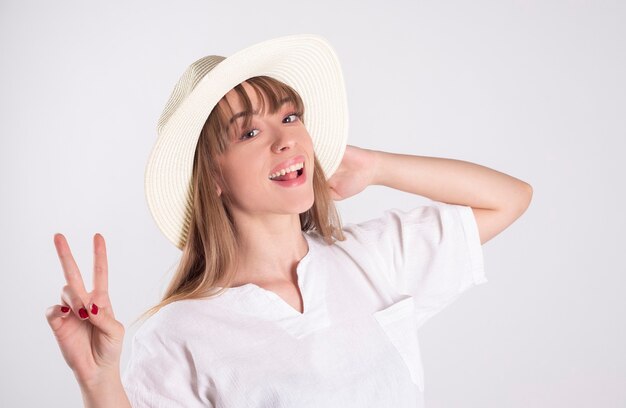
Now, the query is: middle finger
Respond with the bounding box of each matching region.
[53,233,88,296]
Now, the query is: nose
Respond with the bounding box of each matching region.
[270,125,296,153]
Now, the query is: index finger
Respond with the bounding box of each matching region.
[53,233,88,295]
[93,233,108,293]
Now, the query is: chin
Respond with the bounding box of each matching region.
[289,192,315,214]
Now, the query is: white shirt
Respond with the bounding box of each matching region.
[122,201,487,407]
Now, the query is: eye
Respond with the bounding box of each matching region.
[239,128,259,140]
[283,111,301,124]
[238,111,301,141]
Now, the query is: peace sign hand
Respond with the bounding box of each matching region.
[45,233,126,389]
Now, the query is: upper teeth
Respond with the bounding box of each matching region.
[269,162,304,179]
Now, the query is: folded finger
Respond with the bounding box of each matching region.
[60,284,90,321]
[44,304,72,332]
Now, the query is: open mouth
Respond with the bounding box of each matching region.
[269,163,305,182]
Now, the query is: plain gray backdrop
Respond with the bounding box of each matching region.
[2,0,624,406]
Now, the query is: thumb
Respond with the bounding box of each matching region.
[85,301,124,339]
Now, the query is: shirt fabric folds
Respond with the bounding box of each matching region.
[122,201,488,407]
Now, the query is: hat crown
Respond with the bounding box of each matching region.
[157,55,226,134]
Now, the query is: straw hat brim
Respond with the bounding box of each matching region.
[144,34,349,250]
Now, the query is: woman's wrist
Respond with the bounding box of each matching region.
[368,149,384,186]
[76,365,121,391]
[78,370,131,408]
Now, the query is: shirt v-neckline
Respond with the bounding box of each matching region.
[243,234,313,316]
[217,232,332,337]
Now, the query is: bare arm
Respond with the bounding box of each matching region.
[370,150,533,244]
[327,146,533,245]
[80,373,131,408]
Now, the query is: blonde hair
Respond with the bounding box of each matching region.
[132,76,345,326]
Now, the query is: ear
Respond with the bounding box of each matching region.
[216,184,222,197]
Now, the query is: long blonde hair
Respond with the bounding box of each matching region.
[133,76,345,326]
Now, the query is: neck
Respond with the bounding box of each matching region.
[227,212,309,287]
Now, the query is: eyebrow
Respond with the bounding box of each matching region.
[227,97,293,129]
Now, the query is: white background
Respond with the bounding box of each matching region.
[2,0,625,406]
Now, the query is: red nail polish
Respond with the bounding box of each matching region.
[61,306,70,313]
[91,303,99,315]
[79,308,88,319]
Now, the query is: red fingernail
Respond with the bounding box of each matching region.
[91,303,99,315]
[79,307,88,319]
[60,306,70,313]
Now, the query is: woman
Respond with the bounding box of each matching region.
[46,34,532,407]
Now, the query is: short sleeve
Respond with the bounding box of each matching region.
[343,200,487,329]
[121,319,214,408]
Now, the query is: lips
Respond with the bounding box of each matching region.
[269,154,306,177]
[270,163,307,187]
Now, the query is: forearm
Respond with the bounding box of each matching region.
[79,373,131,408]
[370,150,531,211]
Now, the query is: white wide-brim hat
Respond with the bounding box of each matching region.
[144,34,349,250]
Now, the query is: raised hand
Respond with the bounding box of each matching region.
[327,145,379,201]
[45,233,126,390]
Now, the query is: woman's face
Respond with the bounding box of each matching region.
[216,82,315,217]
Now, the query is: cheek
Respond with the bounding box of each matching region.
[304,137,316,163]
[224,168,248,188]
[222,160,265,193]
[299,131,314,150]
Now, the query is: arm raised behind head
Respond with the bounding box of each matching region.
[327,145,533,245]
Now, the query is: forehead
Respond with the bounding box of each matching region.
[219,81,296,133]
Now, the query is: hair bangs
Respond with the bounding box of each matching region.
[211,76,306,150]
